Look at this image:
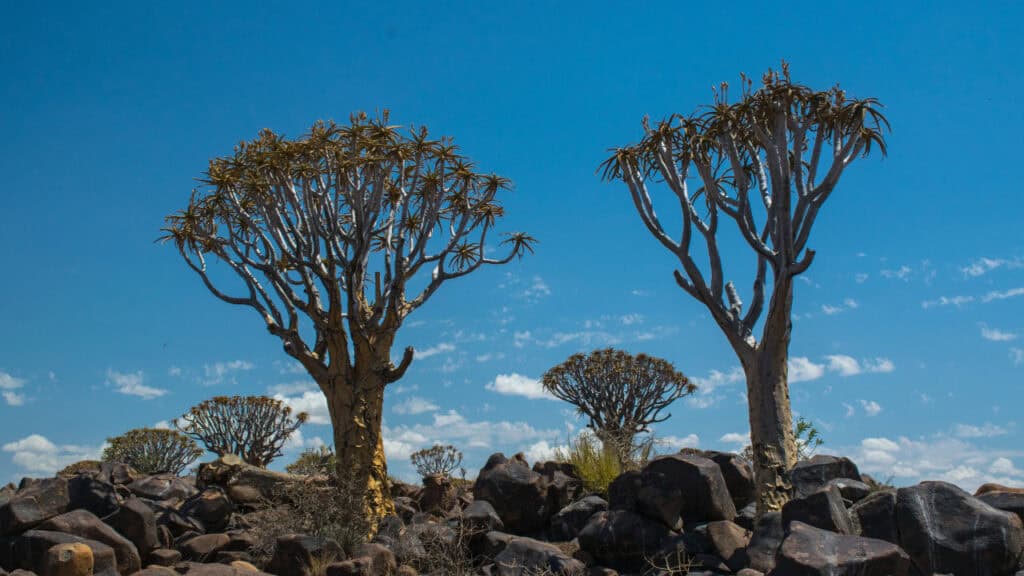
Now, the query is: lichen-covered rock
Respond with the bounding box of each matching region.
[770,521,910,576]
[781,484,854,534]
[896,481,1024,576]
[13,530,116,576]
[42,543,93,576]
[38,509,140,575]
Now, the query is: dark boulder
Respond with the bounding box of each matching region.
[978,491,1024,525]
[896,481,1024,576]
[606,470,643,513]
[180,488,234,533]
[473,454,551,535]
[38,509,141,575]
[739,511,785,573]
[147,548,182,565]
[549,495,607,541]
[705,520,751,573]
[577,509,672,571]
[770,521,910,576]
[267,534,344,576]
[179,533,230,561]
[789,455,861,498]
[703,451,755,509]
[825,477,872,505]
[126,474,197,502]
[12,530,117,576]
[67,475,120,518]
[493,537,585,576]
[781,484,855,534]
[632,454,736,530]
[461,499,504,533]
[849,490,898,544]
[0,478,69,536]
[105,496,159,561]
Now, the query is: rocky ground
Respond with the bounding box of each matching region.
[2,450,1024,575]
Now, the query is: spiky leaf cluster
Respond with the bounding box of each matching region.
[160,112,535,380]
[542,348,695,441]
[410,444,463,478]
[286,445,337,476]
[175,395,308,467]
[102,428,203,475]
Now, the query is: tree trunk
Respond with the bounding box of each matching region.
[743,278,798,518]
[325,368,395,537]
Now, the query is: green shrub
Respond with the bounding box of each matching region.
[102,428,203,475]
[175,395,308,467]
[554,432,622,497]
[286,445,337,476]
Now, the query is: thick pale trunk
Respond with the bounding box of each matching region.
[325,368,395,537]
[743,278,798,517]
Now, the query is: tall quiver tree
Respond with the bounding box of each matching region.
[162,112,535,531]
[602,65,887,517]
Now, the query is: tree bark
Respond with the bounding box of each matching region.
[743,278,798,517]
[324,366,395,536]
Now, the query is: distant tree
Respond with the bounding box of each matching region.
[410,444,463,478]
[174,395,307,467]
[541,348,695,465]
[102,428,203,475]
[286,445,337,476]
[602,63,888,515]
[162,113,535,530]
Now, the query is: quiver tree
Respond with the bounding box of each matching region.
[161,112,535,530]
[601,64,888,516]
[102,428,204,475]
[541,348,695,465]
[174,395,308,467]
[410,444,463,478]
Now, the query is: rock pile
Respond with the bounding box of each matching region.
[2,451,1024,575]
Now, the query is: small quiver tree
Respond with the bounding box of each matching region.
[161,112,535,531]
[410,444,463,478]
[602,64,887,515]
[542,348,695,466]
[174,395,308,467]
[102,428,203,475]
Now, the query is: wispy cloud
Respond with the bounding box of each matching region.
[825,355,895,377]
[979,323,1017,342]
[880,265,912,281]
[688,367,744,409]
[953,423,1008,438]
[719,432,749,446]
[859,399,882,416]
[789,357,826,382]
[982,287,1024,303]
[821,298,859,315]
[201,360,254,386]
[486,373,554,400]
[415,343,456,359]
[392,396,440,415]
[106,369,167,399]
[921,295,975,309]
[961,257,1024,277]
[1011,348,1024,365]
[0,371,27,406]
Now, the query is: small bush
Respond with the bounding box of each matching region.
[410,444,463,478]
[102,428,203,475]
[553,432,622,497]
[739,416,825,463]
[175,395,308,467]
[286,445,337,476]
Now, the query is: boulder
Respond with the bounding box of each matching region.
[473,454,551,535]
[549,496,607,541]
[739,511,784,573]
[179,533,230,561]
[12,530,117,576]
[42,543,93,576]
[606,471,643,513]
[461,500,504,533]
[177,564,272,576]
[105,497,158,561]
[125,475,196,502]
[770,521,910,576]
[705,520,751,573]
[978,491,1024,525]
[146,548,181,566]
[418,475,456,516]
[781,484,854,534]
[198,456,300,505]
[67,476,119,519]
[632,454,736,530]
[348,543,397,576]
[180,489,234,533]
[543,471,582,516]
[156,509,203,538]
[38,509,140,575]
[577,510,672,571]
[789,455,861,498]
[703,451,755,509]
[734,501,757,531]
[849,490,898,544]
[266,534,344,576]
[896,481,1024,576]
[474,530,515,562]
[976,483,1024,496]
[0,479,70,536]
[493,537,585,576]
[824,478,872,505]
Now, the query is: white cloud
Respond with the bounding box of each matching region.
[843,403,855,417]
[201,360,255,386]
[982,287,1024,303]
[3,391,26,406]
[620,314,645,326]
[153,420,171,430]
[416,343,456,359]
[0,371,25,390]
[822,298,858,316]
[688,367,744,409]
[719,432,749,445]
[880,266,912,281]
[273,390,329,424]
[825,355,895,377]
[789,357,825,383]
[1012,348,1024,365]
[106,369,167,399]
[475,352,506,363]
[961,257,1023,277]
[268,381,318,396]
[168,366,182,377]
[921,295,975,309]
[859,399,882,416]
[855,273,869,284]
[980,324,1017,342]
[953,423,1008,438]
[392,396,440,415]
[538,331,620,349]
[523,440,562,464]
[384,410,559,456]
[521,276,551,302]
[513,331,532,349]
[659,434,700,450]
[486,373,554,400]
[2,434,102,476]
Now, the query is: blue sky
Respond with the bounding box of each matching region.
[2,1,1022,490]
